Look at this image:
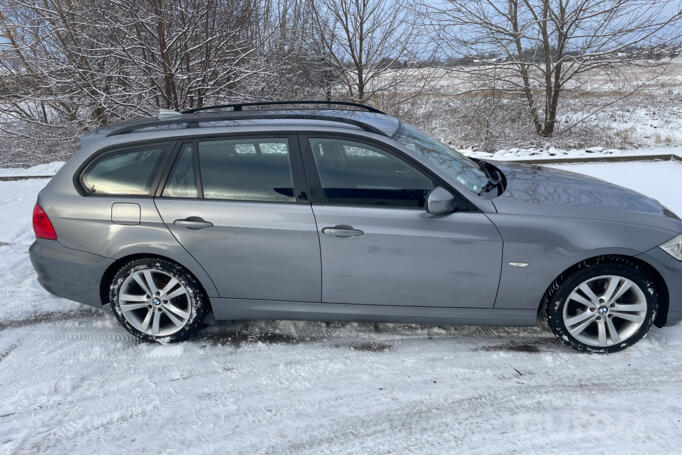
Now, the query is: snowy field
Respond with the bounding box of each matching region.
[1,160,681,454]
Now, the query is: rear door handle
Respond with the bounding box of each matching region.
[321,225,364,238]
[174,216,214,230]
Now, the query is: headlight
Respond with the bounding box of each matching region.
[660,234,682,261]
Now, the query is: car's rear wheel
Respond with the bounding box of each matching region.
[544,259,658,353]
[109,257,208,342]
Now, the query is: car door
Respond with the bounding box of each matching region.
[301,134,502,308]
[154,135,321,302]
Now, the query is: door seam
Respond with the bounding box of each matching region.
[296,133,324,303]
[484,211,505,309]
[309,205,324,303]
[151,198,220,297]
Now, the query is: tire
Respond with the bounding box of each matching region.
[543,257,658,353]
[109,257,208,343]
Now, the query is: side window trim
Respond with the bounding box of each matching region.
[298,134,330,204]
[297,134,323,203]
[193,140,204,198]
[76,142,173,197]
[155,141,184,197]
[157,141,200,199]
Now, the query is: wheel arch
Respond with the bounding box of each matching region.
[99,253,216,317]
[538,254,669,328]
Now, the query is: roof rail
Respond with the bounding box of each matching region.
[181,100,385,115]
[107,112,389,137]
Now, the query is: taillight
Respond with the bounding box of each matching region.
[33,204,57,240]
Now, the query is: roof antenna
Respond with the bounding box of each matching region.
[158,109,183,120]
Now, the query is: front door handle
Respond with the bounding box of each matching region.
[321,225,364,238]
[174,216,214,230]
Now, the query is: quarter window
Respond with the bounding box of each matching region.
[198,138,295,202]
[309,138,434,208]
[81,146,166,195]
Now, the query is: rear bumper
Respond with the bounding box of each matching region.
[29,239,114,307]
[638,247,682,326]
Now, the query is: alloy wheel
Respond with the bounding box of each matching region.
[562,274,647,347]
[118,268,191,337]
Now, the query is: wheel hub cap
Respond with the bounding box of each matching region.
[598,305,608,314]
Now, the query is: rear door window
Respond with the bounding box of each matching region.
[198,138,295,202]
[81,145,167,195]
[162,144,198,198]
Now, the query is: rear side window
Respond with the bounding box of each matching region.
[198,138,295,202]
[163,144,198,198]
[81,146,166,195]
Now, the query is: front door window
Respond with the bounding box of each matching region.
[308,138,434,208]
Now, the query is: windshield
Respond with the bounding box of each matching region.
[393,122,488,194]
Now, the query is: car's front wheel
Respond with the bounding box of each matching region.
[544,259,658,353]
[109,257,208,342]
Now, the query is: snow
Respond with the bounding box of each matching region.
[0,162,64,177]
[0,162,681,453]
[470,146,682,162]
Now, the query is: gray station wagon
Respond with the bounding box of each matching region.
[29,101,682,352]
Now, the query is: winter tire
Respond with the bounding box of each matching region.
[110,257,208,342]
[544,258,658,353]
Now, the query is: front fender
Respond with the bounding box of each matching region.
[489,214,678,310]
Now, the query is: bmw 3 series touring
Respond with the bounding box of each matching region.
[29,101,682,352]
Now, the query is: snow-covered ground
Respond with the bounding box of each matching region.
[0,162,64,178]
[473,146,682,162]
[0,161,681,454]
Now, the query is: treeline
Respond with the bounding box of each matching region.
[0,0,680,163]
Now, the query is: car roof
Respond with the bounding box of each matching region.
[86,109,401,142]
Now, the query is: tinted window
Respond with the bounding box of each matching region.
[309,138,434,208]
[394,123,488,193]
[199,138,295,202]
[82,146,165,195]
[163,144,198,198]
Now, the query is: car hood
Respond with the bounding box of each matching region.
[490,161,681,232]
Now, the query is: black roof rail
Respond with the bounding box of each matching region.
[181,100,385,114]
[107,112,389,137]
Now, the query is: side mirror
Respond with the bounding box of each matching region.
[427,187,457,215]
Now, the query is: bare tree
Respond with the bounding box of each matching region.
[0,0,300,163]
[428,0,682,136]
[307,0,431,104]
[2,0,306,139]
[254,0,340,99]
